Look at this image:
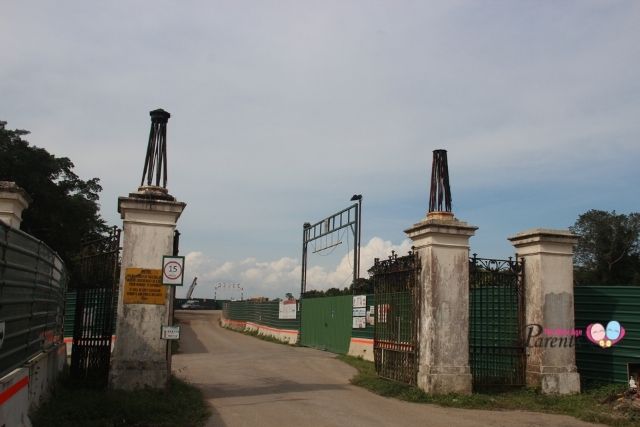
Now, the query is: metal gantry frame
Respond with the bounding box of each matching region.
[214,282,244,301]
[300,195,362,297]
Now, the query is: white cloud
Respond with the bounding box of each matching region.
[179,236,412,299]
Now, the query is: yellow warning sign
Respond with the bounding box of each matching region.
[123,268,166,305]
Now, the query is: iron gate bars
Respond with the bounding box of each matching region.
[469,254,525,390]
[370,251,420,386]
[69,226,121,387]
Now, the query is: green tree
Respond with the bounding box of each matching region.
[350,278,374,294]
[0,121,106,264]
[570,210,640,285]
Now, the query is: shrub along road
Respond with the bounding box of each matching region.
[173,310,603,427]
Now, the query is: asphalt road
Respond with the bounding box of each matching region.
[172,310,602,427]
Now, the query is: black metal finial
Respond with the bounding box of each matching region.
[428,149,452,213]
[140,109,170,188]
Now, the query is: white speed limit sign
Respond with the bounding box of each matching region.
[162,256,185,286]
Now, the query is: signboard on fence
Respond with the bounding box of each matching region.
[353,295,367,308]
[353,307,366,317]
[352,316,366,329]
[279,299,297,319]
[352,295,367,329]
[123,268,166,305]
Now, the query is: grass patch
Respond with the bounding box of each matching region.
[337,355,640,427]
[31,375,210,427]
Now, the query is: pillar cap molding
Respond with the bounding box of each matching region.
[0,181,31,228]
[0,181,32,206]
[509,228,577,247]
[118,195,186,222]
[129,186,176,201]
[405,216,477,240]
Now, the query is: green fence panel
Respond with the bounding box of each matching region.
[574,286,640,384]
[301,295,352,354]
[0,222,67,378]
[222,300,300,331]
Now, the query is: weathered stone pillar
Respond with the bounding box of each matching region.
[0,181,31,229]
[109,109,186,390]
[109,188,185,390]
[509,229,580,394]
[405,212,477,394]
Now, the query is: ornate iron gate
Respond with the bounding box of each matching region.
[370,251,420,385]
[69,226,121,386]
[469,254,525,390]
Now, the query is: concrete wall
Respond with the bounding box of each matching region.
[0,344,66,427]
[347,338,374,361]
[245,322,299,345]
[220,317,299,345]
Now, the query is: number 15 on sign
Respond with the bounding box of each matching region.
[162,256,185,286]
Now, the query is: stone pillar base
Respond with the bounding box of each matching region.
[418,370,472,395]
[533,372,580,394]
[110,360,168,390]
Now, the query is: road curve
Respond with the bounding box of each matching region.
[172,310,602,427]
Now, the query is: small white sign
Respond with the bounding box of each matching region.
[279,299,297,319]
[353,307,366,317]
[353,295,367,308]
[352,317,366,329]
[0,321,5,349]
[162,256,185,286]
[161,325,180,340]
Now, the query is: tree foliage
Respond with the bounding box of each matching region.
[570,210,640,285]
[301,278,374,298]
[0,121,106,265]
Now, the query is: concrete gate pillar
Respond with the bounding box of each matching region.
[0,181,31,229]
[509,229,580,394]
[109,109,186,390]
[405,212,477,395]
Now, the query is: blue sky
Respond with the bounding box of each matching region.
[2,1,639,299]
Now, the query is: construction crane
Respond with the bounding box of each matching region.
[181,277,199,309]
[185,277,198,299]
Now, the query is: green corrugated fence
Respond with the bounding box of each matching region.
[574,286,640,384]
[0,222,67,378]
[222,300,300,330]
[300,295,352,354]
[222,294,376,354]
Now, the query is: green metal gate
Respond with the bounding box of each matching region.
[370,251,420,385]
[69,226,121,387]
[469,254,525,390]
[300,295,351,354]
